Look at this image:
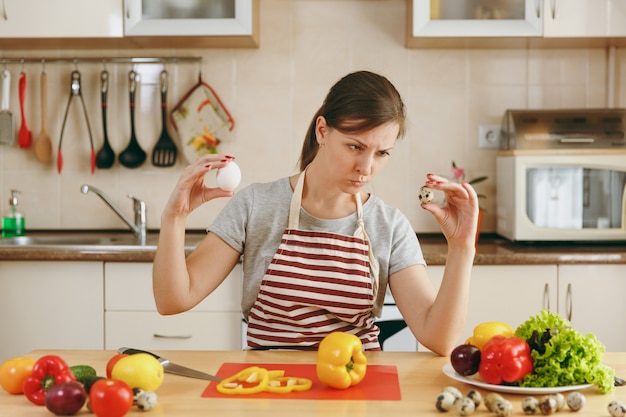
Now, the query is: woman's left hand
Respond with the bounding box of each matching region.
[420,173,480,246]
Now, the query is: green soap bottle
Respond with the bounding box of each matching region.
[2,189,25,237]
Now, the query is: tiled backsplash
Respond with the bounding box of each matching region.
[0,0,624,234]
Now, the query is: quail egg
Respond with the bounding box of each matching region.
[419,186,434,203]
[566,391,585,412]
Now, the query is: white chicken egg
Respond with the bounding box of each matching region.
[216,161,241,191]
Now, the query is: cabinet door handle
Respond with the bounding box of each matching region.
[535,0,541,18]
[1,0,7,21]
[543,283,550,310]
[153,333,193,339]
[565,283,572,321]
[550,0,556,19]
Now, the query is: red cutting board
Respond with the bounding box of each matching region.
[201,363,401,400]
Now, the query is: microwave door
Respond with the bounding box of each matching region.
[527,168,583,229]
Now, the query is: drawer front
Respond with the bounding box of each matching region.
[105,311,243,350]
[105,262,242,312]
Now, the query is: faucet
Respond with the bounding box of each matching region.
[80,184,147,244]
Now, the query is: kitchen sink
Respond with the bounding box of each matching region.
[0,231,206,250]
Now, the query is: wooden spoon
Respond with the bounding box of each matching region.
[34,71,52,163]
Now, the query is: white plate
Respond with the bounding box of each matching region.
[442,363,594,395]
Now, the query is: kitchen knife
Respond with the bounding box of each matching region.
[117,347,222,382]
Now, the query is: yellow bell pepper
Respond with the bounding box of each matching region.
[465,322,514,351]
[316,332,367,389]
[216,366,269,395]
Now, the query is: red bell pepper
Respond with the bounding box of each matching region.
[22,355,76,406]
[478,335,533,385]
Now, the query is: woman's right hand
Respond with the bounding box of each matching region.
[163,154,236,218]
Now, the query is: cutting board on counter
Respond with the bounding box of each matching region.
[202,363,401,400]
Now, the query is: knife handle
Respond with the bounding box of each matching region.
[118,347,160,359]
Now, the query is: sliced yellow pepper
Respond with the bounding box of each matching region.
[216,366,269,395]
[316,332,367,389]
[465,321,514,351]
[216,367,312,395]
[265,376,313,394]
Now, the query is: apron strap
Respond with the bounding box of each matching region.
[354,193,380,299]
[288,169,307,230]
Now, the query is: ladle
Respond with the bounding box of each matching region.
[118,70,146,168]
[95,70,115,168]
[33,71,52,163]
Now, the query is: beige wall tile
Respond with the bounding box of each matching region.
[0,0,621,239]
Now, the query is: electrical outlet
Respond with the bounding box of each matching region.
[478,124,501,149]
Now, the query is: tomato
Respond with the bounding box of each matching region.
[105,354,128,379]
[89,379,133,417]
[0,357,36,394]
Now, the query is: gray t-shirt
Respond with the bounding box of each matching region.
[208,177,425,319]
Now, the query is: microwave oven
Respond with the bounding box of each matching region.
[496,151,626,242]
[496,108,626,242]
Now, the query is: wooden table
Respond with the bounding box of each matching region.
[2,350,625,416]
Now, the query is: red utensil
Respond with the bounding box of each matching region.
[17,72,32,149]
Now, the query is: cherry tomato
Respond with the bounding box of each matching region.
[0,357,36,394]
[105,354,128,379]
[89,379,133,417]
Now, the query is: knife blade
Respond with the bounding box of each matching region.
[117,347,222,382]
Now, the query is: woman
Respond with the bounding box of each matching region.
[153,71,479,355]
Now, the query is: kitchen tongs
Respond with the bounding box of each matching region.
[58,70,95,174]
[118,347,223,382]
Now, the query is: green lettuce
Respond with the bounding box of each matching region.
[514,310,615,393]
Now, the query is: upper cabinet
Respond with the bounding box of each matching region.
[125,0,254,37]
[0,0,259,49]
[122,0,259,48]
[407,0,626,48]
[543,0,626,37]
[0,0,123,38]
[409,0,542,38]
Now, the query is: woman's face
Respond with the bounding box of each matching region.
[315,116,399,194]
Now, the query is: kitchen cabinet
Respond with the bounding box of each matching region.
[406,0,626,48]
[0,261,104,363]
[0,0,258,49]
[558,264,626,351]
[543,0,626,37]
[425,264,626,352]
[422,265,557,351]
[0,0,123,38]
[408,0,542,38]
[125,0,254,36]
[104,262,244,351]
[123,0,259,48]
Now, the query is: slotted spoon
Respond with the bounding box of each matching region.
[151,69,177,167]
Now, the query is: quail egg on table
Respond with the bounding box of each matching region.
[492,398,513,417]
[538,395,558,415]
[521,396,539,414]
[608,400,626,417]
[566,391,585,412]
[466,390,482,407]
[435,391,456,412]
[135,390,158,411]
[456,397,475,416]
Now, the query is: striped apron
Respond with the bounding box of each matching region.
[246,170,381,350]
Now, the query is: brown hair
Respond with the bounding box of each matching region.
[298,71,406,171]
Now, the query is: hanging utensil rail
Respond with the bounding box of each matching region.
[0,56,202,66]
